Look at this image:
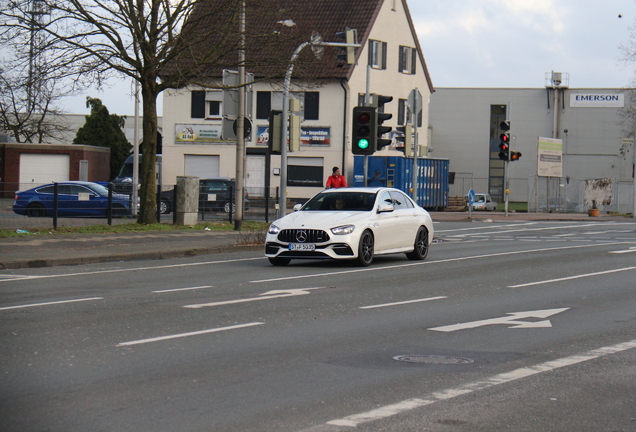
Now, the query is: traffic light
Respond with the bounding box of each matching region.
[375,95,393,151]
[510,151,522,161]
[498,120,510,161]
[396,124,412,156]
[352,106,376,155]
[267,110,282,154]
[335,28,357,65]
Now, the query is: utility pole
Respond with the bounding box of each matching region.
[234,0,246,230]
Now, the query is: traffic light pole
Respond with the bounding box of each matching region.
[363,64,371,186]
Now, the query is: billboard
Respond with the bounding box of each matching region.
[537,137,562,177]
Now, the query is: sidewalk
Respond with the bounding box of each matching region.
[0,211,631,270]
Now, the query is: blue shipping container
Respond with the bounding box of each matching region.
[353,156,449,209]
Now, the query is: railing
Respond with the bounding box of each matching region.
[1,182,284,230]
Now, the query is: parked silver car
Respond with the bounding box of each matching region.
[470,193,497,211]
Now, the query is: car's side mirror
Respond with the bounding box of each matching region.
[377,203,394,213]
[293,203,303,212]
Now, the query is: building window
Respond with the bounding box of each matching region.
[399,46,416,74]
[191,91,205,118]
[257,91,320,120]
[256,91,271,120]
[205,91,223,119]
[398,99,407,125]
[207,101,221,118]
[287,157,324,187]
[368,40,387,70]
[304,92,319,120]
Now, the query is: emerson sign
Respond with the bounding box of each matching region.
[570,93,624,108]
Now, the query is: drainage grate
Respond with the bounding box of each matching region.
[393,355,474,364]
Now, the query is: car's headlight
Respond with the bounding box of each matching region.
[331,225,355,235]
[268,224,281,235]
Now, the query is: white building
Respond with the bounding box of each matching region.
[161,0,434,204]
[428,82,634,213]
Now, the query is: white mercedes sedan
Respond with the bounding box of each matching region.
[265,187,433,266]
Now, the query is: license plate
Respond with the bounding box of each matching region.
[289,243,315,251]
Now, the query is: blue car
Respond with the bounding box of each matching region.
[13,181,132,218]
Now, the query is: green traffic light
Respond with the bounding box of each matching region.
[357,138,369,149]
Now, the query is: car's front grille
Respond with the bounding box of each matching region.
[278,229,330,243]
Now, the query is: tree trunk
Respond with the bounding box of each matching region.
[138,81,159,224]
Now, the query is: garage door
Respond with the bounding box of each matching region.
[19,154,70,190]
[184,155,220,179]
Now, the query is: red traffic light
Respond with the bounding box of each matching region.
[500,133,510,143]
[357,112,371,123]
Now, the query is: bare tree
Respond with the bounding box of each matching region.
[1,0,310,224]
[0,0,73,143]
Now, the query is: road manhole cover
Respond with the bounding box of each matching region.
[393,355,474,365]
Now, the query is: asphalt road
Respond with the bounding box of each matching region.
[1,220,635,432]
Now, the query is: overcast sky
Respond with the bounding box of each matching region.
[61,0,636,116]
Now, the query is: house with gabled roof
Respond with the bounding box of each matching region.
[161,0,433,202]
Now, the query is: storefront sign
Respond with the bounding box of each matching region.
[570,93,624,108]
[175,124,224,143]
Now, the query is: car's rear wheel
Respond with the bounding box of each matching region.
[405,226,429,260]
[26,203,46,217]
[268,257,291,266]
[160,199,171,214]
[356,230,374,266]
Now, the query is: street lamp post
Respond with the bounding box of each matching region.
[277,40,360,219]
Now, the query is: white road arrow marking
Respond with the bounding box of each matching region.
[428,308,570,332]
[183,287,324,308]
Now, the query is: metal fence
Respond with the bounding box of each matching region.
[527,176,634,214]
[448,172,474,198]
[1,182,284,230]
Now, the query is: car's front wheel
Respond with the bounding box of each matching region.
[26,203,46,217]
[160,199,171,214]
[268,257,291,266]
[405,226,429,260]
[356,230,374,266]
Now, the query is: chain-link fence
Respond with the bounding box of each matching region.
[527,176,634,214]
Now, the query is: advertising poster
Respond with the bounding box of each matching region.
[255,126,331,147]
[175,124,224,143]
[537,137,563,177]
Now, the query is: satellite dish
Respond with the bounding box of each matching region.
[311,31,324,60]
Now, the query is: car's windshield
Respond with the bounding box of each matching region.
[89,183,110,195]
[301,192,377,211]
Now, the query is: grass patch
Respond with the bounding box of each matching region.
[1,221,270,238]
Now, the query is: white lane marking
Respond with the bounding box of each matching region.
[251,242,626,283]
[509,267,636,288]
[428,308,570,332]
[0,257,263,283]
[116,322,265,346]
[319,339,636,429]
[0,297,103,311]
[153,285,214,293]
[360,296,447,309]
[443,223,603,238]
[609,247,636,254]
[183,288,324,308]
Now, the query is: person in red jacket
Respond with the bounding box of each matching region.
[326,166,347,188]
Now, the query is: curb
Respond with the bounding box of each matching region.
[0,244,264,270]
